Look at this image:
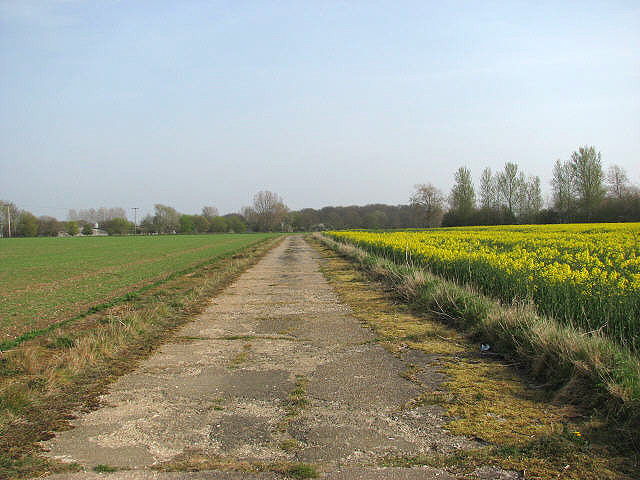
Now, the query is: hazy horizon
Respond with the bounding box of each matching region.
[2,1,639,219]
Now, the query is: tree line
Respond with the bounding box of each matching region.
[0,191,289,237]
[2,146,637,237]
[287,145,638,230]
[137,191,289,234]
[0,203,251,237]
[432,145,638,227]
[0,206,143,237]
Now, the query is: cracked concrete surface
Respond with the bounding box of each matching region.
[42,236,516,479]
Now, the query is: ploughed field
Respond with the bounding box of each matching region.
[329,223,640,353]
[0,234,275,343]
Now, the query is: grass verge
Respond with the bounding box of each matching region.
[317,234,640,420]
[0,235,283,480]
[1,236,276,352]
[152,451,318,479]
[312,234,639,479]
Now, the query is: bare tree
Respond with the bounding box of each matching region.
[201,206,219,219]
[496,162,523,217]
[606,165,630,199]
[410,183,444,227]
[0,201,19,237]
[153,204,180,233]
[520,176,543,219]
[551,159,574,218]
[251,191,288,231]
[241,206,256,224]
[68,207,127,224]
[479,168,497,210]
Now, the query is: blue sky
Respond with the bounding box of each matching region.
[1,0,639,218]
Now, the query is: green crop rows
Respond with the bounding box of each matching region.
[0,234,276,344]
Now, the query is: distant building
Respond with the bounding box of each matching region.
[91,227,108,236]
[87,223,108,236]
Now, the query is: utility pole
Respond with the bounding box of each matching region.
[6,205,10,238]
[132,207,139,235]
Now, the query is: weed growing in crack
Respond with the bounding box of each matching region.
[286,375,309,416]
[279,437,301,453]
[93,464,118,473]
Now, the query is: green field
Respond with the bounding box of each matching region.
[0,234,276,342]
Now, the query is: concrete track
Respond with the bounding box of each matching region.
[42,236,516,480]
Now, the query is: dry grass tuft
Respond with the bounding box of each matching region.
[152,451,318,478]
[397,269,429,299]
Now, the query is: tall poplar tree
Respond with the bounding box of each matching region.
[449,167,476,223]
[569,146,604,219]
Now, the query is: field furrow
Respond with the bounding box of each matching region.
[0,234,276,340]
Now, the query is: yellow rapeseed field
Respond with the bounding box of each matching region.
[329,223,640,351]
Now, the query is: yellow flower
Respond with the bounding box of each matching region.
[329,222,640,348]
